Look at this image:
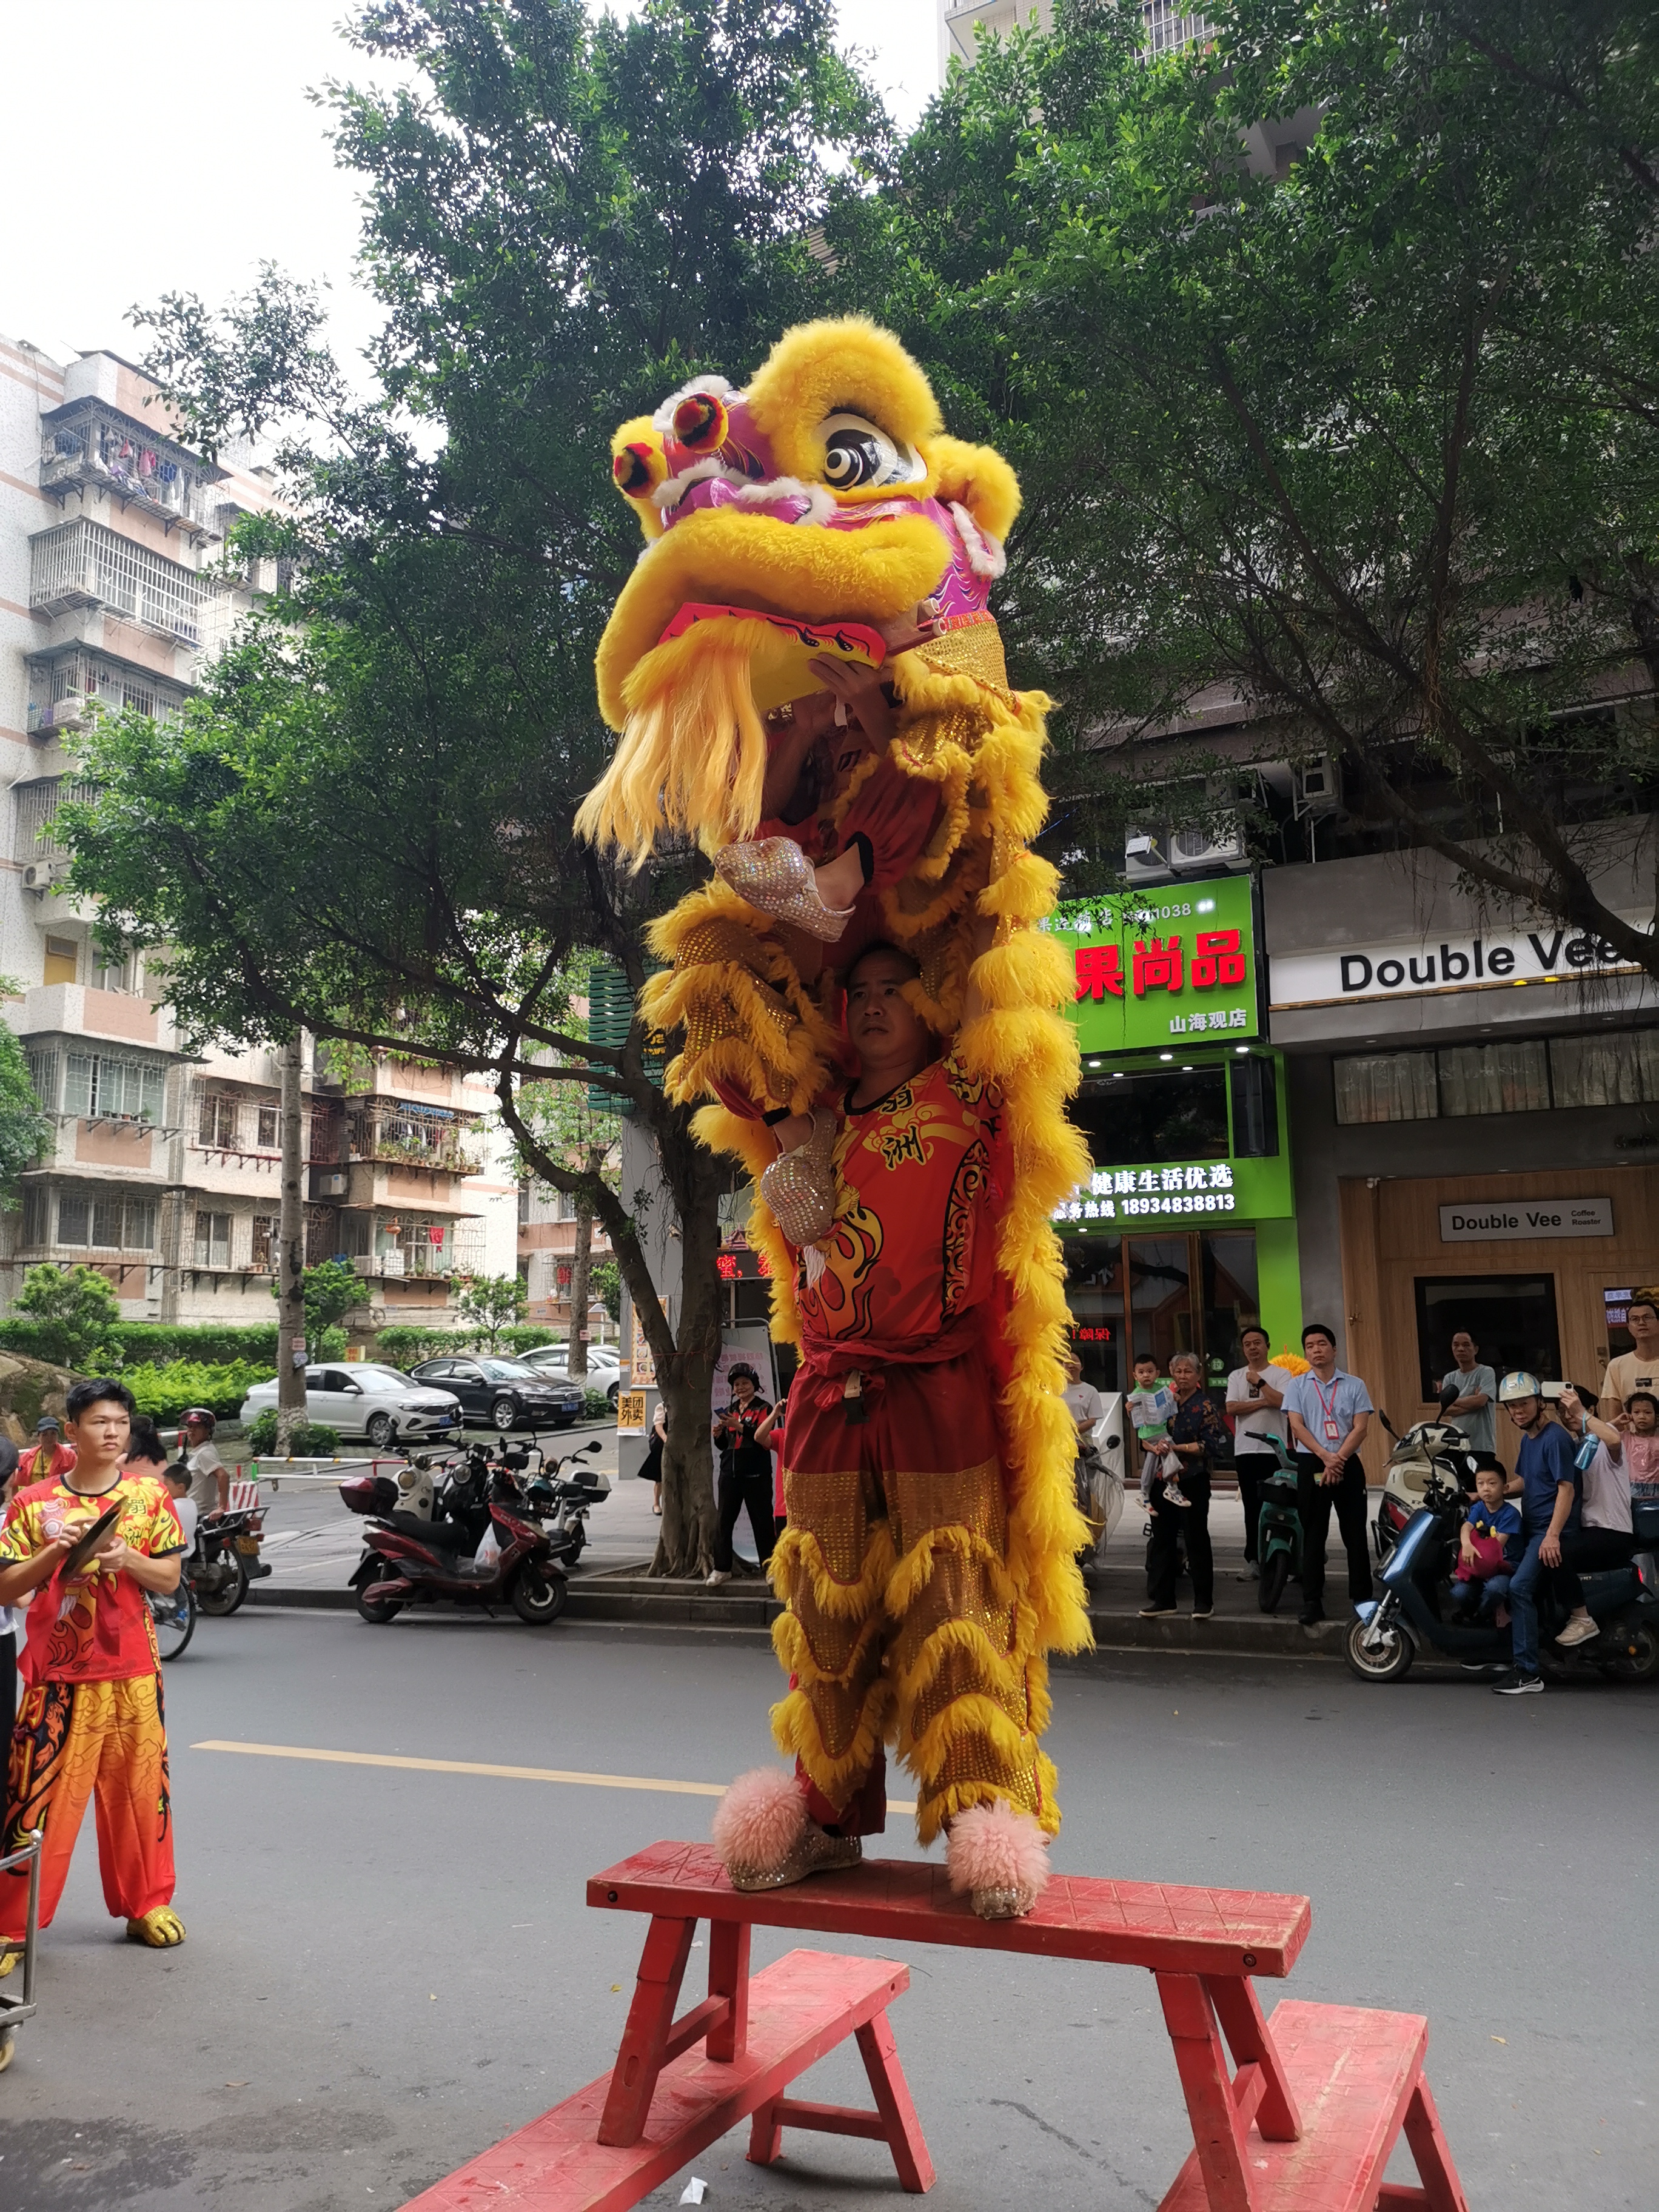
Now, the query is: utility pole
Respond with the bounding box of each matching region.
[275,1030,307,1452]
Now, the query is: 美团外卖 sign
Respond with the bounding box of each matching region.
[1271,920,1652,1008]
[1047,876,1262,1051]
[1438,1198,1613,1243]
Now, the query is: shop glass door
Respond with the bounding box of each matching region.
[1412,1275,1561,1399]
[1065,1230,1263,1406]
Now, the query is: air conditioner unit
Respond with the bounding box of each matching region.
[1295,754,1342,816]
[1124,825,1176,886]
[22,860,67,893]
[1168,816,1249,874]
[318,1171,347,1197]
[380,1248,405,1278]
[351,1255,378,1277]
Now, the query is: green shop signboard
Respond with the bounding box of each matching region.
[1043,876,1261,1051]
[1050,1148,1292,1233]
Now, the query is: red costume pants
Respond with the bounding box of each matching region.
[769,1350,1053,1846]
[1,1675,175,1938]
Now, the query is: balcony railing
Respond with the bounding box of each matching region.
[40,399,221,536]
[30,517,208,646]
[311,1104,484,1177]
[343,1215,488,1280]
[25,649,189,737]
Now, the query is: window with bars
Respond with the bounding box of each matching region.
[25,651,188,736]
[29,518,207,645]
[198,1093,240,1148]
[1144,1,1213,56]
[1333,1030,1659,1124]
[250,1213,276,1270]
[57,1191,155,1250]
[256,1104,279,1150]
[63,1052,165,1122]
[25,1051,56,1111]
[14,777,100,864]
[22,1187,49,1247]
[194,1210,232,1267]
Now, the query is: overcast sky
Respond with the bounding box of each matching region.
[1,0,940,377]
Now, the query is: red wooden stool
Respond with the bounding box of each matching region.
[406,1840,1470,2212]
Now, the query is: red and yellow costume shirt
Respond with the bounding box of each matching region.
[0,1473,183,1687]
[797,1052,1011,1363]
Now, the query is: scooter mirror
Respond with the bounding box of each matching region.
[586,1439,603,1453]
[1378,1410,1399,1439]
[1438,1382,1460,1412]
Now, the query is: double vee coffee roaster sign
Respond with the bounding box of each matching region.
[1271,919,1652,1008]
[1439,1196,1614,1242]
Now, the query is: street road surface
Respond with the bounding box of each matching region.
[2,1614,1653,2209]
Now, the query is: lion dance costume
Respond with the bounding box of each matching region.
[578,319,1091,1915]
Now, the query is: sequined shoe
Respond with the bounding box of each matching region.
[712,1769,864,1891]
[715,837,854,942]
[945,1801,1051,1922]
[760,1108,837,1251]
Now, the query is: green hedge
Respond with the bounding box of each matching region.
[246,1410,341,1456]
[374,1322,569,1366]
[122,1359,271,1424]
[0,1319,280,1369]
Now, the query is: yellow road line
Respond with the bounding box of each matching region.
[190,1739,916,1812]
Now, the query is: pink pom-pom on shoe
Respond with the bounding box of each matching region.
[945,1801,1051,1919]
[712,1768,807,1877]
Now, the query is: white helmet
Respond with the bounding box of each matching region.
[1497,1370,1541,1403]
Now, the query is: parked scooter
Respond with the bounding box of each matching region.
[190,1509,259,1617]
[1253,1435,1305,1614]
[340,1448,569,1624]
[508,1439,608,1565]
[1372,1387,1481,1561]
[1346,1470,1659,1684]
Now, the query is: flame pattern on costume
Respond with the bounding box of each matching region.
[579,320,1093,1842]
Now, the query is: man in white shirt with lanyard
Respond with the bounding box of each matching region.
[1282,1322,1375,1628]
[1225,1326,1292,1577]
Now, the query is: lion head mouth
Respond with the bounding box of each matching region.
[581,317,1022,864]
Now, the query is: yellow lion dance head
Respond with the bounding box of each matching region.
[577,317,1022,863]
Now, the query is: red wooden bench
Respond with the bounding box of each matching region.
[404,1840,1469,2212]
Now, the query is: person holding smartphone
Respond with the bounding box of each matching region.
[706,1365,776,1587]
[0,1378,187,1968]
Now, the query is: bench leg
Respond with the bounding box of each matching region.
[1156,1973,1256,2212]
[1398,2074,1470,2212]
[598,1914,697,2148]
[856,2011,936,2193]
[746,2008,935,2194]
[706,1920,751,2063]
[1207,1977,1302,2142]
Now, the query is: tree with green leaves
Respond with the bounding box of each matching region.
[270,1259,363,1361]
[0,1019,51,1210]
[455,1272,529,1354]
[840,0,1659,953]
[61,0,888,1577]
[13,1264,123,1373]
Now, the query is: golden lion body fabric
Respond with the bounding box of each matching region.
[580,320,1093,1835]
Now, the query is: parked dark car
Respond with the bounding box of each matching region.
[408,1355,584,1432]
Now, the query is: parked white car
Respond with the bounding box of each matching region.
[238,1364,463,1449]
[518,1343,622,1407]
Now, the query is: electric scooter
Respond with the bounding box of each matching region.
[340,1454,568,1625]
[1346,1475,1659,1684]
[1253,1435,1304,1614]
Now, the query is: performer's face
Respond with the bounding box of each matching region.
[847,952,931,1081]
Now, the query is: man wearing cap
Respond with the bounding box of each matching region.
[1495,1372,1599,1695]
[19,1416,75,1486]
[181,1410,227,1517]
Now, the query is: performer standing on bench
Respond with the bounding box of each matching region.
[714,940,1059,1923]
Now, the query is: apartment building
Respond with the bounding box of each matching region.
[518,1178,615,1333]
[0,330,516,1324]
[940,0,1209,72]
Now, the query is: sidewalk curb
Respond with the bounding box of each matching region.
[247,1578,1347,1657]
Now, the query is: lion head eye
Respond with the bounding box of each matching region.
[819,412,923,492]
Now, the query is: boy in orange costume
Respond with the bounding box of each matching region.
[0,1377,186,1963]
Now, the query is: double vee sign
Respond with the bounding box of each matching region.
[1271,920,1650,1007]
[1440,1196,1614,1242]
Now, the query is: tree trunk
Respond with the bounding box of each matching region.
[275,1031,307,1452]
[569,1190,591,1379]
